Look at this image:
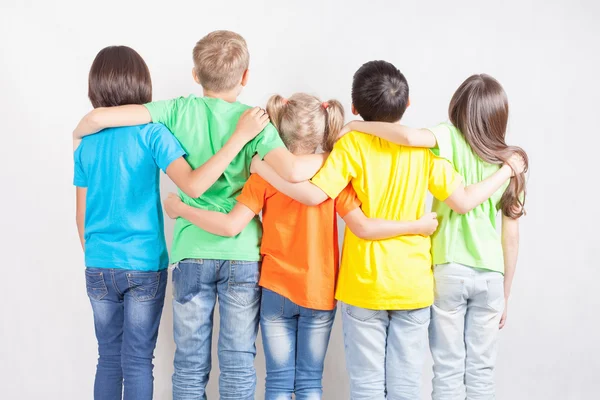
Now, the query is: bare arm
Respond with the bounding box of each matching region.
[163,193,256,237]
[166,107,269,198]
[73,105,152,138]
[343,210,439,240]
[251,157,328,206]
[444,164,513,214]
[341,121,437,148]
[263,147,328,183]
[76,187,87,251]
[500,213,520,329]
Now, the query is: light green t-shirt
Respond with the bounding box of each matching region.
[429,123,509,274]
[145,95,285,263]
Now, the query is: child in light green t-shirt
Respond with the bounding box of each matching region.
[341,73,528,399]
[72,30,327,399]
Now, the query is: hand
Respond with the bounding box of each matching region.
[505,153,525,177]
[250,154,262,174]
[416,212,438,236]
[163,193,183,219]
[499,301,508,329]
[232,107,270,144]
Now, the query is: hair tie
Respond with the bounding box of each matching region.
[282,97,289,105]
[322,102,329,110]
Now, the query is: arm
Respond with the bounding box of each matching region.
[163,193,256,237]
[343,210,439,240]
[73,105,151,138]
[76,187,87,251]
[341,121,437,148]
[251,156,328,206]
[500,214,520,329]
[263,147,327,183]
[166,107,269,198]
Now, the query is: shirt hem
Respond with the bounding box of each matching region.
[434,257,504,275]
[261,282,336,311]
[336,296,432,311]
[171,251,261,264]
[84,260,168,271]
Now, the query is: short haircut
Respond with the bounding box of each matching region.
[88,46,152,108]
[351,60,409,122]
[193,30,250,92]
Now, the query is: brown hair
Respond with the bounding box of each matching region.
[88,46,152,108]
[193,30,249,92]
[449,74,528,218]
[267,93,344,155]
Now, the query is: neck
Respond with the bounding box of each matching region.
[203,88,239,103]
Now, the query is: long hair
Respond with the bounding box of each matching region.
[449,74,528,218]
[266,93,344,154]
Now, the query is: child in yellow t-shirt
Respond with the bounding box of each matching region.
[251,61,523,399]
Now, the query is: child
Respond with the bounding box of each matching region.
[250,61,525,400]
[73,31,329,400]
[162,93,439,400]
[74,46,267,400]
[342,74,528,399]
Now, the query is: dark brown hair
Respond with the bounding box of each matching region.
[351,60,409,122]
[88,46,152,108]
[449,74,528,218]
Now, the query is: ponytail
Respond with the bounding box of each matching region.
[322,99,344,152]
[266,94,288,133]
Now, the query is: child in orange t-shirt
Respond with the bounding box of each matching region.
[163,93,437,399]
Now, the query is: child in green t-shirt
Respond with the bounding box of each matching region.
[72,30,326,400]
[341,73,528,399]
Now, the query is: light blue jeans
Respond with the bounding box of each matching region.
[171,259,261,400]
[260,288,336,400]
[86,268,167,400]
[429,263,505,400]
[341,302,430,400]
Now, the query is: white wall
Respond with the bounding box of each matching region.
[0,0,598,399]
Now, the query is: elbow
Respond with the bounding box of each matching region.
[285,169,305,183]
[452,205,470,215]
[180,185,203,199]
[303,196,322,207]
[348,223,370,240]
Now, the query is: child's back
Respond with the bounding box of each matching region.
[75,123,184,270]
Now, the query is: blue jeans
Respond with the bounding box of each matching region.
[172,259,261,400]
[429,263,504,400]
[260,288,336,400]
[85,267,167,400]
[341,302,430,400]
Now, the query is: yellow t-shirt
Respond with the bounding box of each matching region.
[311,131,461,310]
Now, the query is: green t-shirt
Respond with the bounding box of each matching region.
[145,95,285,263]
[429,123,509,274]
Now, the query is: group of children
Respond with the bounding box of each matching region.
[73,30,528,400]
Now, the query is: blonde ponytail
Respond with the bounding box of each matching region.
[266,94,288,133]
[322,99,344,152]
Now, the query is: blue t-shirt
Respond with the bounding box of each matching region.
[73,123,186,271]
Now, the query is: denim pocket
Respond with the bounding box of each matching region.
[312,308,336,321]
[433,276,465,312]
[172,260,203,304]
[260,289,284,321]
[228,261,261,306]
[406,306,431,325]
[485,278,505,312]
[126,271,160,302]
[344,304,380,322]
[85,270,108,301]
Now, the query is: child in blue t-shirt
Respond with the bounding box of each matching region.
[74,46,268,400]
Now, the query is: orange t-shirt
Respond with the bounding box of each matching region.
[237,174,361,310]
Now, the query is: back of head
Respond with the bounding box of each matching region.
[88,46,152,108]
[266,93,344,155]
[351,60,409,122]
[449,74,528,218]
[193,30,249,92]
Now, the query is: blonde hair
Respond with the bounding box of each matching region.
[192,30,249,92]
[266,93,344,154]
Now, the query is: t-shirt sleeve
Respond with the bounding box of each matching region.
[144,97,183,131]
[236,174,267,214]
[428,154,462,201]
[251,122,286,159]
[73,146,87,187]
[334,184,362,218]
[427,123,454,163]
[310,134,360,199]
[147,125,187,173]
